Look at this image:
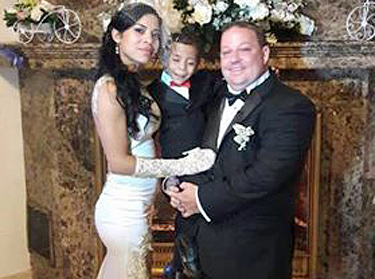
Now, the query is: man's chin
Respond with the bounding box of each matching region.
[228,81,248,91]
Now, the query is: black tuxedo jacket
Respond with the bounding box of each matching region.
[148,70,217,158]
[188,73,316,279]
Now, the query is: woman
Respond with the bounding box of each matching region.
[91,3,215,279]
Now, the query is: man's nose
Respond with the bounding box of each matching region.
[230,51,240,63]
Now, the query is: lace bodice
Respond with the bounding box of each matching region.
[92,74,160,138]
[92,75,160,165]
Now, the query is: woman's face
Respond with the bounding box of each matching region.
[112,14,161,68]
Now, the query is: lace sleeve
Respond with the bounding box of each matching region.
[92,75,113,117]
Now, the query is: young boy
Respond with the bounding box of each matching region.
[148,31,218,278]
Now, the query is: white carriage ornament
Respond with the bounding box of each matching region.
[346,0,375,41]
[12,4,82,44]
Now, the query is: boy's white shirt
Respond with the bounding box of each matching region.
[161,71,190,100]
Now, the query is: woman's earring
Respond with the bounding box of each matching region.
[115,45,119,54]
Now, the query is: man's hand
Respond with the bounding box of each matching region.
[169,182,199,218]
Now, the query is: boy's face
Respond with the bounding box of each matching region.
[168,42,199,85]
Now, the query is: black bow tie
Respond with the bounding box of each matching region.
[224,90,248,106]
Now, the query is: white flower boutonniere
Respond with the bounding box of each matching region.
[233,123,255,151]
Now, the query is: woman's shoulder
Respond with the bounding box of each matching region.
[95,74,115,89]
[93,74,118,96]
[92,74,119,115]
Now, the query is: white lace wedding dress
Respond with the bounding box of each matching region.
[92,75,160,279]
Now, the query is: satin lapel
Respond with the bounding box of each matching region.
[187,81,199,110]
[222,92,262,138]
[201,91,225,151]
[222,73,276,138]
[188,75,209,111]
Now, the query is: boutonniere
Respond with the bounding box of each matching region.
[233,123,255,151]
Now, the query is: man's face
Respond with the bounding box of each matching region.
[220,26,270,91]
[168,42,199,84]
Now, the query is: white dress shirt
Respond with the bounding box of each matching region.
[196,70,271,222]
[161,70,190,100]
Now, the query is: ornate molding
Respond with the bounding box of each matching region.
[4,41,375,70]
[271,41,375,57]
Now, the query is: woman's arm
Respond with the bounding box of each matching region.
[92,78,136,175]
[92,77,216,177]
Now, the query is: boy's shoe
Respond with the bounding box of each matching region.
[175,234,202,279]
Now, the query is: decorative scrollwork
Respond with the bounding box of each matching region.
[12,6,82,44]
[346,0,375,41]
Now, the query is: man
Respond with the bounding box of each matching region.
[169,21,316,279]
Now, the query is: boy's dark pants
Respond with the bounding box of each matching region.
[169,213,202,279]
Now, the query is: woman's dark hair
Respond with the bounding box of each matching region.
[96,3,162,137]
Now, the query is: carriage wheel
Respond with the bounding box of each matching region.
[53,9,82,44]
[13,21,34,44]
[346,3,375,41]
[35,23,55,43]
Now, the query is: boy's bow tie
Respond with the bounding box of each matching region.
[170,80,191,88]
[225,90,248,106]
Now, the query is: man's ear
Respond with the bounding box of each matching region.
[111,28,121,44]
[262,45,270,64]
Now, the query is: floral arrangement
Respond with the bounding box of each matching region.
[173,0,315,54]
[98,0,315,55]
[3,0,56,27]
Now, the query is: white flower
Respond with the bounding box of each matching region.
[298,14,315,35]
[191,2,212,25]
[212,17,221,29]
[154,0,184,33]
[30,7,43,22]
[28,1,55,22]
[234,0,260,9]
[249,3,269,21]
[233,123,255,151]
[270,8,296,23]
[287,3,299,13]
[214,1,229,14]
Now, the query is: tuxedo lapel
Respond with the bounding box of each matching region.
[188,74,211,111]
[223,73,277,139]
[229,92,262,127]
[201,88,226,151]
[187,80,199,110]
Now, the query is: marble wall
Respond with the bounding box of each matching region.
[20,65,100,278]
[10,0,375,279]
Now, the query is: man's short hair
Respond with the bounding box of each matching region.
[221,21,268,47]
